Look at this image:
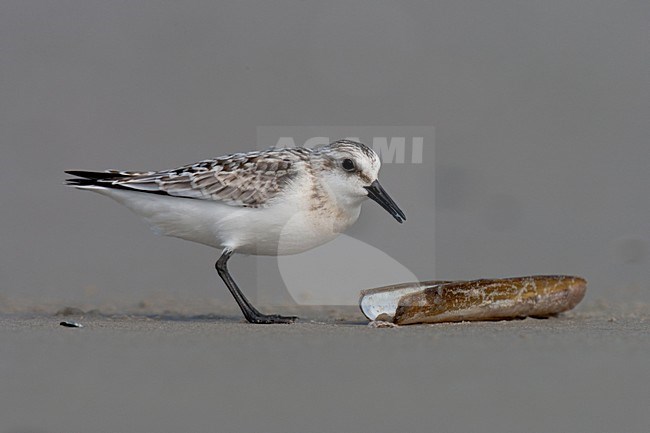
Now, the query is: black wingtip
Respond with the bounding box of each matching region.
[64,178,98,186]
[63,169,172,196]
[64,170,126,180]
[64,170,129,187]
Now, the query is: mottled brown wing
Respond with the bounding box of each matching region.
[112,152,298,208]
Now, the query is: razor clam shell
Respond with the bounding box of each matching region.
[360,280,451,322]
[359,276,587,325]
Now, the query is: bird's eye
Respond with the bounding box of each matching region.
[342,158,356,171]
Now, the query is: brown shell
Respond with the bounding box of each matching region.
[360,275,587,325]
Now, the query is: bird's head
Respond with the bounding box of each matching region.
[315,140,406,223]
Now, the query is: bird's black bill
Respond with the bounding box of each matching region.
[364,180,406,223]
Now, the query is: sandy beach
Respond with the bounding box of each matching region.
[1,302,648,433]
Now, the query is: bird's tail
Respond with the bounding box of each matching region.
[64,170,129,187]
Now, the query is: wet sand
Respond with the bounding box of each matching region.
[1,302,648,433]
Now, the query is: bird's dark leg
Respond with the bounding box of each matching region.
[215,249,297,324]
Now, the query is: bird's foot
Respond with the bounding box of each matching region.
[246,313,298,324]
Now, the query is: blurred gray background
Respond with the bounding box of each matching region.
[1,0,648,310]
[2,3,649,433]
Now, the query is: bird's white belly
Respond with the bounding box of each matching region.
[95,188,359,256]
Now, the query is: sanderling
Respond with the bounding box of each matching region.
[65,139,406,324]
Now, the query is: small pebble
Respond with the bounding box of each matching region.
[59,321,84,328]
